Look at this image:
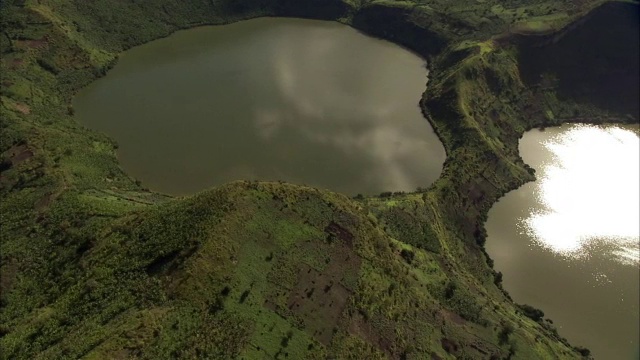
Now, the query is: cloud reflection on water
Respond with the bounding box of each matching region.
[252,28,438,193]
[75,18,445,196]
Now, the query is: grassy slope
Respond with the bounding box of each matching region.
[1,0,635,358]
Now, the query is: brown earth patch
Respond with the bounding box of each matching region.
[287,263,351,345]
[324,221,354,248]
[14,103,31,115]
[442,309,467,326]
[347,312,396,357]
[324,243,361,279]
[107,349,131,360]
[9,58,24,69]
[18,39,49,49]
[11,150,33,165]
[264,238,362,346]
[5,144,34,165]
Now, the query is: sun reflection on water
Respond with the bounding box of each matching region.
[523,124,640,265]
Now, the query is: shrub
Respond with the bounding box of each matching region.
[574,346,591,357]
[517,303,544,322]
[400,249,415,264]
[498,323,514,345]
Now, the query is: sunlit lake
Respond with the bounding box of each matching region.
[487,123,640,360]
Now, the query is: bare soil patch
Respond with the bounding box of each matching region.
[287,263,351,345]
[14,103,31,115]
[4,144,34,165]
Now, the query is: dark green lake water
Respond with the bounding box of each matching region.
[74,18,444,196]
[487,124,640,360]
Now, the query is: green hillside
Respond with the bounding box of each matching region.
[1,0,636,358]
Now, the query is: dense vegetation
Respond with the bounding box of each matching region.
[1,0,637,358]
